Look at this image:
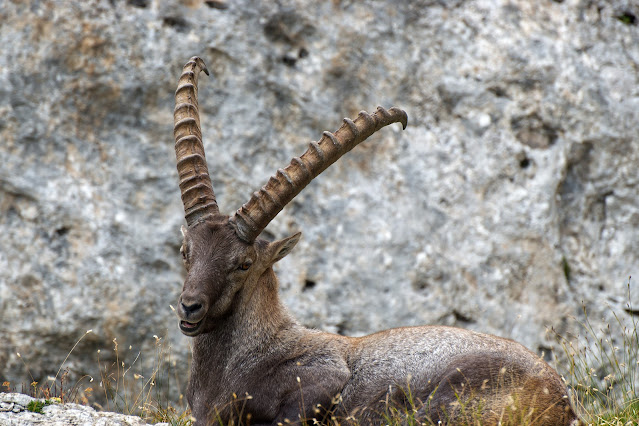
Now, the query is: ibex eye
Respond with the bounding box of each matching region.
[238,261,252,271]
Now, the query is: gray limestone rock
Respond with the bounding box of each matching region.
[0,393,166,425]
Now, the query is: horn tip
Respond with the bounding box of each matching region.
[189,56,210,76]
[389,107,408,130]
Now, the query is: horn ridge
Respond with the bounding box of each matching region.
[174,56,219,227]
[232,107,408,242]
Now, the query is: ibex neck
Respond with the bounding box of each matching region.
[187,267,302,418]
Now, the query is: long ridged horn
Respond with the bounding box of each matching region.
[174,56,218,227]
[232,106,408,242]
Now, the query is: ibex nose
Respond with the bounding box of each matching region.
[178,295,206,322]
[181,301,203,315]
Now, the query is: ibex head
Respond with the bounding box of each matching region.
[173,56,406,337]
[177,218,301,336]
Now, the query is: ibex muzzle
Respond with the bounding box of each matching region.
[172,57,580,425]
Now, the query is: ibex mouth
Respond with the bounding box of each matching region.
[179,319,202,335]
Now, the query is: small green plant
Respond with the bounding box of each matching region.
[26,399,52,414]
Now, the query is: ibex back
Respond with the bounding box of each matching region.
[172,57,580,425]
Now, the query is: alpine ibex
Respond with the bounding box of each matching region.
[173,57,579,425]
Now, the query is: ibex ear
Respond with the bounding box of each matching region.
[266,232,301,266]
[181,225,188,238]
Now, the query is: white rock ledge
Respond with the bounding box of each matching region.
[0,393,167,426]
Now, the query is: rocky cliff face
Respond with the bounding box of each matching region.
[1,0,637,407]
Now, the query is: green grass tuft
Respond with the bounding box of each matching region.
[26,399,52,414]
